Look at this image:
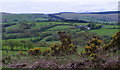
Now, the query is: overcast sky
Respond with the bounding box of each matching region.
[0,0,119,14]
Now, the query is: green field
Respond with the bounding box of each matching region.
[89,29,119,36]
[3,22,119,42]
[47,26,72,30]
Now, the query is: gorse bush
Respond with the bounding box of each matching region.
[87,36,103,47]
[84,36,103,60]
[42,49,51,56]
[58,31,77,54]
[84,36,107,67]
[83,32,120,66]
[18,51,24,55]
[103,31,120,52]
[27,48,41,55]
[50,31,77,56]
[27,31,77,56]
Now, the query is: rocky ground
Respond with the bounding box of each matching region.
[4,54,119,69]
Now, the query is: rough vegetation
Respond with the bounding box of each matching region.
[2,31,120,69]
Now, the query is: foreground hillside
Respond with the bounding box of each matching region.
[2,31,120,69]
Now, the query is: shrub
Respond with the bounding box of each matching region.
[84,36,103,56]
[103,31,120,52]
[27,48,41,55]
[18,51,24,55]
[42,49,51,56]
[50,31,77,56]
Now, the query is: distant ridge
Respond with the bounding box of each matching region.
[52,11,120,15]
[0,12,14,15]
[1,11,118,23]
[87,11,120,14]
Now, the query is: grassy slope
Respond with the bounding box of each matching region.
[89,29,119,36]
[54,13,118,23]
[2,14,49,23]
[3,22,119,56]
[5,22,119,41]
[2,11,118,24]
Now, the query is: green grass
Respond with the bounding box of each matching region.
[38,47,51,51]
[47,25,72,31]
[46,41,61,44]
[6,24,19,31]
[89,29,119,36]
[77,46,85,54]
[32,22,51,28]
[73,23,89,26]
[2,46,29,50]
[2,46,51,56]
[40,36,51,42]
[3,14,49,23]
[5,22,72,30]
[32,22,70,28]
[5,37,42,42]
[103,25,119,28]
[8,38,31,41]
[2,50,26,56]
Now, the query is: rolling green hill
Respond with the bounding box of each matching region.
[1,11,119,24]
[2,14,49,23]
[53,12,118,23]
[1,11,119,47]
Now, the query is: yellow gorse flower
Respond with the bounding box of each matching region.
[85,46,91,49]
[34,48,40,50]
[65,39,68,41]
[90,53,97,57]
[91,44,95,46]
[97,40,102,43]
[69,43,74,48]
[30,49,33,51]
